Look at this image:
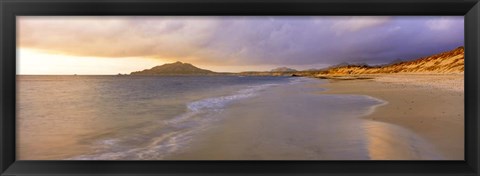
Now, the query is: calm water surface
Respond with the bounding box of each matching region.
[17,75,440,160]
[17,75,294,159]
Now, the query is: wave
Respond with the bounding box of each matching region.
[69,81,288,160]
[166,83,280,125]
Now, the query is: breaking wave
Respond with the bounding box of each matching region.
[69,80,293,160]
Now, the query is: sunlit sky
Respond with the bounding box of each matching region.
[18,16,464,75]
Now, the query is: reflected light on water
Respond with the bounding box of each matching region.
[363,120,443,160]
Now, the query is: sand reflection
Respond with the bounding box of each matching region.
[363,120,443,160]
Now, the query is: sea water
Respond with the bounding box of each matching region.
[16,75,441,160]
[17,75,297,159]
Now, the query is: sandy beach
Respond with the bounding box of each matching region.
[161,76,460,160]
[320,74,464,160]
[17,16,465,162]
[165,78,381,160]
[17,75,463,160]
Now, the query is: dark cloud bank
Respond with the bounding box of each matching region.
[19,16,464,66]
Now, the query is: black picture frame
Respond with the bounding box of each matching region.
[1,0,479,175]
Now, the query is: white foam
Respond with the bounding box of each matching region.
[166,83,279,125]
[69,82,283,160]
[357,95,389,117]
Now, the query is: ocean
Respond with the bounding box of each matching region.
[16,75,442,160]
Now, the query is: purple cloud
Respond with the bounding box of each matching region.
[18,16,464,66]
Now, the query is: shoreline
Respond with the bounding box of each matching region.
[319,74,464,160]
[164,78,385,160]
[17,75,464,160]
[164,77,449,160]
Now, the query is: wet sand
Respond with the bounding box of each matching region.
[320,74,464,160]
[166,79,374,160]
[17,75,463,160]
[166,77,449,160]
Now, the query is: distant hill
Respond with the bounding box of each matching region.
[303,68,325,72]
[319,46,464,75]
[329,62,351,68]
[387,58,405,66]
[271,67,297,72]
[130,47,464,76]
[130,61,215,75]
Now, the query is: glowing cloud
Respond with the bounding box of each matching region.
[18,16,464,74]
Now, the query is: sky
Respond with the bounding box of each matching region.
[17,16,464,75]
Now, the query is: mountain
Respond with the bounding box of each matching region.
[319,46,464,75]
[271,67,297,72]
[130,61,215,75]
[303,68,324,72]
[238,67,298,76]
[387,58,405,65]
[329,62,351,68]
[130,47,464,76]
